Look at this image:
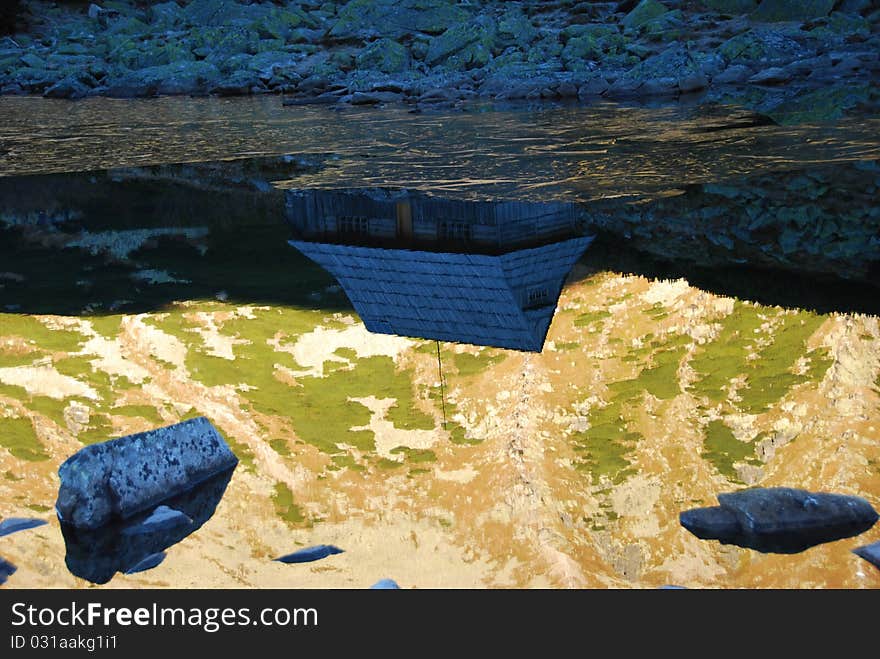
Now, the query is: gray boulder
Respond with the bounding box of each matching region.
[750,0,835,23]
[55,416,238,530]
[680,487,879,553]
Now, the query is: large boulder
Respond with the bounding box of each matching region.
[608,42,708,96]
[357,38,409,73]
[680,487,879,553]
[55,416,238,530]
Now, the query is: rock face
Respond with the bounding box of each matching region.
[680,487,879,553]
[0,517,47,537]
[55,416,238,530]
[852,541,880,570]
[275,544,344,564]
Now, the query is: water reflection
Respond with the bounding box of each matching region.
[288,189,593,351]
[60,467,234,585]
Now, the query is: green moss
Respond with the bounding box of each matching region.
[333,347,358,361]
[76,413,117,445]
[701,419,756,482]
[110,404,163,424]
[0,314,87,353]
[610,345,685,401]
[689,302,765,402]
[0,344,39,368]
[645,302,669,320]
[572,401,640,485]
[407,468,431,477]
[376,457,404,469]
[272,482,308,526]
[26,504,51,513]
[554,342,581,352]
[4,470,21,481]
[0,416,49,461]
[574,310,611,327]
[390,446,437,463]
[331,454,366,471]
[89,315,125,339]
[737,312,828,414]
[268,437,291,456]
[452,351,506,377]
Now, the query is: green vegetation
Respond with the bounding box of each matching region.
[554,341,581,352]
[89,315,125,340]
[330,454,366,471]
[644,302,669,320]
[110,404,163,424]
[272,482,308,526]
[376,457,405,469]
[700,420,760,482]
[737,313,829,413]
[333,347,358,361]
[574,310,611,327]
[0,416,49,461]
[689,302,766,402]
[0,314,87,354]
[610,342,688,401]
[390,446,437,463]
[572,401,641,485]
[452,350,506,377]
[268,437,291,456]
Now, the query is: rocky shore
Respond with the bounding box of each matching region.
[1,0,878,117]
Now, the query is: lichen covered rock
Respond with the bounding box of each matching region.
[55,416,238,530]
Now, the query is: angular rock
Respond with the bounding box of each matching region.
[0,556,15,585]
[123,551,166,575]
[330,0,470,39]
[370,578,401,589]
[680,487,879,553]
[356,39,408,74]
[714,64,754,83]
[275,544,344,564]
[748,66,791,84]
[852,541,880,570]
[350,90,402,105]
[43,74,91,99]
[61,466,234,584]
[0,517,48,537]
[750,0,835,23]
[55,417,238,530]
[622,0,670,29]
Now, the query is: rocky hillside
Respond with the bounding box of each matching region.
[0,0,878,118]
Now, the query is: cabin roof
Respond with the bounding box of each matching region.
[290,236,592,352]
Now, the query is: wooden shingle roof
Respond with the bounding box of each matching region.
[290,236,593,352]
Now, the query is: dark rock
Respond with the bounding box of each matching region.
[61,466,234,584]
[748,66,792,84]
[0,517,48,537]
[609,42,703,96]
[852,541,880,570]
[282,91,344,106]
[43,74,92,99]
[0,556,15,585]
[679,73,709,93]
[123,551,166,575]
[370,578,401,589]
[680,487,879,553]
[702,0,759,13]
[750,0,835,22]
[55,417,238,530]
[578,73,611,97]
[622,0,670,29]
[209,70,260,96]
[275,544,344,564]
[330,0,470,40]
[718,28,807,65]
[350,90,402,105]
[121,506,192,536]
[356,38,408,74]
[713,63,754,82]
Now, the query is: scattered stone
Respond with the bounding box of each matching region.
[0,556,15,585]
[0,517,47,537]
[370,578,401,589]
[123,551,166,575]
[680,487,879,553]
[748,66,791,84]
[852,541,880,570]
[714,64,754,83]
[750,0,835,23]
[43,74,91,100]
[55,416,238,530]
[275,544,344,564]
[350,90,401,105]
[622,0,670,30]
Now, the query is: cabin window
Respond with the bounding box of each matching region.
[338,215,370,234]
[437,220,471,242]
[525,286,549,308]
